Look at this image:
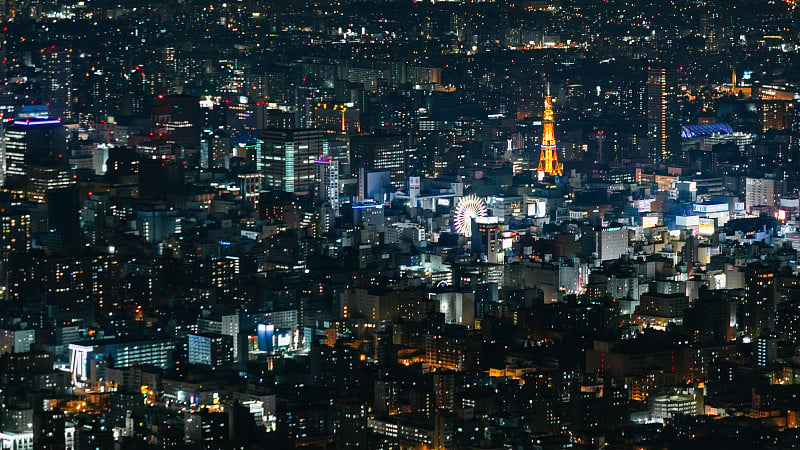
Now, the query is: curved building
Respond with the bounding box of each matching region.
[680,123,734,139]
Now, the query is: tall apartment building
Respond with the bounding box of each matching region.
[647,67,679,165]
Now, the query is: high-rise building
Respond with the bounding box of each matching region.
[647,67,680,164]
[0,204,31,263]
[759,100,792,132]
[312,102,360,134]
[2,119,67,193]
[688,288,738,343]
[433,371,455,412]
[46,186,81,253]
[235,171,261,205]
[0,327,36,354]
[33,409,69,449]
[754,334,777,367]
[588,224,629,262]
[207,130,231,169]
[41,47,73,121]
[537,96,563,178]
[259,128,326,196]
[25,162,74,203]
[138,160,184,202]
[68,338,176,386]
[314,156,339,214]
[225,97,256,142]
[295,85,324,128]
[350,134,406,189]
[742,264,776,339]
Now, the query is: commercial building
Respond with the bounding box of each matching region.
[2,119,67,192]
[350,134,406,189]
[68,338,176,386]
[187,333,234,367]
[259,128,326,196]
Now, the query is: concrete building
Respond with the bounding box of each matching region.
[745,177,776,212]
[187,333,234,367]
[259,128,326,196]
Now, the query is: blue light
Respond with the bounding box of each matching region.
[13,119,62,126]
[681,123,733,139]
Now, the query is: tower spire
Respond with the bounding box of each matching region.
[537,95,563,179]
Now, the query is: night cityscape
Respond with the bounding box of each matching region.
[1,0,800,448]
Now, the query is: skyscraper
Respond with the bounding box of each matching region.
[2,119,67,194]
[743,264,776,339]
[314,156,339,214]
[47,186,81,254]
[647,67,680,164]
[295,84,324,128]
[536,95,563,178]
[259,128,326,196]
[41,46,73,121]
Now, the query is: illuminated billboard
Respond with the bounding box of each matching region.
[257,324,274,352]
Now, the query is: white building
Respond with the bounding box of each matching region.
[315,156,340,214]
[0,328,36,354]
[745,177,775,212]
[594,225,629,261]
[0,427,75,450]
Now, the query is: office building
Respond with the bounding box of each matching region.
[154,94,202,150]
[350,134,406,189]
[2,119,66,193]
[259,128,326,196]
[188,333,234,367]
[69,338,176,386]
[589,224,629,262]
[46,187,81,253]
[184,409,228,448]
[0,205,31,263]
[25,162,74,203]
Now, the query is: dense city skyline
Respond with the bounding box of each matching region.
[1,0,800,449]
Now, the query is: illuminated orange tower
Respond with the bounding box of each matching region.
[537,96,563,178]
